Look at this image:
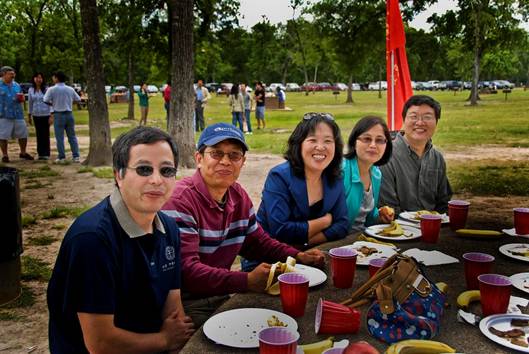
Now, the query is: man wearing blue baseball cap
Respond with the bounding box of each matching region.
[162,123,324,327]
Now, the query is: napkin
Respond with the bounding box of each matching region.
[402,248,459,266]
[357,234,396,248]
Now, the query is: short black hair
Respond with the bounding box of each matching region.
[402,95,441,122]
[53,71,67,83]
[31,72,47,93]
[112,127,179,184]
[284,114,343,183]
[344,116,392,166]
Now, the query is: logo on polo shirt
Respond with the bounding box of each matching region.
[165,246,176,261]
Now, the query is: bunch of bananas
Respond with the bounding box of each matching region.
[456,290,481,311]
[385,339,456,354]
[298,337,334,354]
[378,221,404,237]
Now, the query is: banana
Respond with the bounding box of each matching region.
[385,339,456,354]
[435,282,448,294]
[299,337,334,354]
[456,290,481,310]
[455,229,502,239]
[382,221,398,233]
[388,223,404,236]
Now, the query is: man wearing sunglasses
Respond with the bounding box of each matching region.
[379,95,452,215]
[47,127,194,353]
[162,123,324,327]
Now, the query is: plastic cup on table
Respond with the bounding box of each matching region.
[478,274,512,317]
[448,200,471,231]
[258,327,299,354]
[368,258,387,278]
[329,247,357,289]
[315,298,361,334]
[462,252,495,290]
[513,207,529,235]
[420,214,443,243]
[278,273,309,318]
[16,93,24,103]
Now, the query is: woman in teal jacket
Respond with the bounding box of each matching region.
[343,116,394,232]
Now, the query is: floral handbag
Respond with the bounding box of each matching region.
[341,254,446,343]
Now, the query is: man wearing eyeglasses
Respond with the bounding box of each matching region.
[162,122,324,327]
[379,95,452,215]
[47,127,194,353]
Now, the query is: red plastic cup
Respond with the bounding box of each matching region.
[463,252,495,290]
[329,248,357,289]
[315,298,361,334]
[420,214,443,243]
[448,200,470,231]
[258,327,299,354]
[478,274,512,317]
[368,258,387,278]
[16,93,25,103]
[513,208,529,235]
[278,273,309,318]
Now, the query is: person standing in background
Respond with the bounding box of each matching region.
[137,82,149,126]
[163,80,171,130]
[28,72,53,160]
[240,83,253,135]
[228,84,245,132]
[254,82,266,129]
[0,66,34,163]
[43,71,81,163]
[194,79,209,132]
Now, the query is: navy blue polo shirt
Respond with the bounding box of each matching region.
[47,190,181,353]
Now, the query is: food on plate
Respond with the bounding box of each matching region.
[511,337,529,348]
[413,210,440,220]
[356,246,380,257]
[508,245,529,258]
[267,315,287,327]
[343,341,380,354]
[298,337,334,354]
[511,319,529,327]
[385,339,456,353]
[456,290,480,310]
[265,256,297,295]
[379,205,395,218]
[455,229,502,238]
[377,221,404,237]
[489,327,525,338]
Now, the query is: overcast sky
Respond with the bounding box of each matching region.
[238,0,528,31]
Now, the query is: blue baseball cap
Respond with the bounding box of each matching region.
[197,123,249,151]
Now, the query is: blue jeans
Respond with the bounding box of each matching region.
[54,111,80,159]
[245,109,252,132]
[232,112,243,131]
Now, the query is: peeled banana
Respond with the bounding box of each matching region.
[435,282,448,294]
[385,339,456,354]
[456,290,481,310]
[455,229,502,239]
[299,337,334,354]
[378,221,404,236]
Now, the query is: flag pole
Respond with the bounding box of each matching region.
[390,50,395,131]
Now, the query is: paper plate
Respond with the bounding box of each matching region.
[339,241,397,266]
[294,264,327,287]
[365,224,421,241]
[203,308,297,348]
[479,313,529,353]
[399,211,449,224]
[499,243,529,263]
[503,228,529,239]
[510,273,529,295]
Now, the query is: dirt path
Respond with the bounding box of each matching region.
[0,143,527,352]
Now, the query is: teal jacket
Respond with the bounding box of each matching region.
[342,157,381,230]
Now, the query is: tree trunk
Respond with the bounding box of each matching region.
[79,0,112,166]
[346,74,353,104]
[469,2,481,105]
[127,50,135,120]
[168,0,195,168]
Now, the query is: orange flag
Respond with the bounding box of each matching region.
[386,0,413,131]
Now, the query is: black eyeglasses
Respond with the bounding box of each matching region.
[205,149,244,162]
[302,112,335,121]
[127,165,177,178]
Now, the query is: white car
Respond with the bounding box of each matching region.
[428,80,440,89]
[368,81,387,90]
[336,83,361,91]
[147,85,159,93]
[286,83,300,92]
[268,83,286,92]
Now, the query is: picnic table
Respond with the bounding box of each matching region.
[180,226,529,353]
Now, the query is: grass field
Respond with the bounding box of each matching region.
[48,89,529,196]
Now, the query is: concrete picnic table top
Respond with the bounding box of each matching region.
[180,225,529,354]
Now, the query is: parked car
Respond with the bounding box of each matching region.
[301,82,320,91]
[317,82,336,91]
[493,80,514,89]
[427,80,440,90]
[463,81,472,90]
[286,83,301,92]
[267,83,286,92]
[415,81,433,90]
[146,85,159,93]
[205,82,221,93]
[335,83,361,91]
[368,81,387,90]
[105,85,111,94]
[441,80,462,90]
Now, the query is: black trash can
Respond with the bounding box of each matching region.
[0,167,23,306]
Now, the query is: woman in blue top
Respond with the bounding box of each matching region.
[342,116,394,232]
[257,112,349,248]
[28,72,53,160]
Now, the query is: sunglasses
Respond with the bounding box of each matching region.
[357,136,387,146]
[127,165,177,178]
[205,149,244,162]
[302,112,335,121]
